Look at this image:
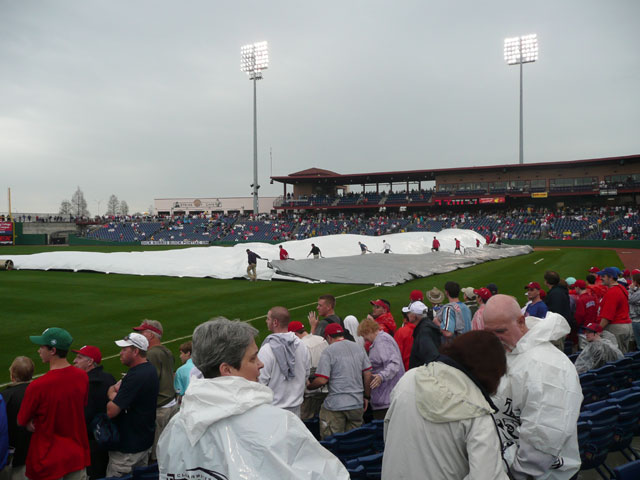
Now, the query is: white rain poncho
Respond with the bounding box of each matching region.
[492,313,583,480]
[157,376,349,480]
[382,362,510,480]
[574,331,624,374]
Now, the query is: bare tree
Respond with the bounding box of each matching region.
[107,194,120,216]
[59,200,72,215]
[70,187,90,218]
[119,200,129,216]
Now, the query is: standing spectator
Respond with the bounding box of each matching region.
[630,272,640,349]
[460,287,478,316]
[426,287,445,315]
[597,267,633,352]
[544,271,572,324]
[174,341,194,399]
[471,287,492,330]
[72,346,116,480]
[288,321,329,420]
[308,295,342,338]
[278,245,289,260]
[382,331,509,480]
[486,283,499,296]
[308,324,372,439]
[408,303,442,369]
[431,236,440,252]
[574,279,598,348]
[435,281,472,339]
[409,290,424,303]
[395,302,427,370]
[258,307,310,417]
[246,249,261,281]
[132,321,177,461]
[17,328,90,480]
[381,240,392,254]
[586,273,607,303]
[0,357,34,480]
[483,295,582,480]
[357,318,404,419]
[307,243,322,259]
[368,299,397,336]
[524,282,548,318]
[106,333,159,477]
[156,318,349,479]
[343,315,364,349]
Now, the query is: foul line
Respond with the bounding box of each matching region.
[533,258,544,265]
[0,284,382,388]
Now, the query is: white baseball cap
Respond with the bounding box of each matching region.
[402,301,428,315]
[115,332,149,351]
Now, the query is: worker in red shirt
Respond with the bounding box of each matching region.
[431,237,440,252]
[278,245,289,260]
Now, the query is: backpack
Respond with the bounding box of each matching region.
[91,413,120,450]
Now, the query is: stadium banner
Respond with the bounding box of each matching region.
[434,198,478,206]
[479,197,506,204]
[531,192,548,198]
[0,221,14,245]
[141,240,209,246]
[599,189,617,196]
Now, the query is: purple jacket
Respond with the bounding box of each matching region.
[369,331,405,410]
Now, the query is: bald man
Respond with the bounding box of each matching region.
[483,295,582,480]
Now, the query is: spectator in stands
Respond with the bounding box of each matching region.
[343,315,364,349]
[246,248,261,281]
[307,324,372,439]
[157,318,349,479]
[72,345,116,480]
[486,283,499,296]
[288,321,329,420]
[460,287,478,315]
[543,270,573,349]
[382,331,509,480]
[471,287,492,330]
[307,243,322,259]
[395,302,424,370]
[426,287,445,315]
[368,299,397,336]
[1,356,34,480]
[308,294,342,338]
[408,302,442,369]
[381,240,392,254]
[630,273,640,349]
[357,318,404,420]
[18,328,90,480]
[523,282,548,318]
[106,333,159,477]
[483,295,582,480]
[258,307,310,417]
[573,280,598,348]
[586,273,607,302]
[435,281,472,339]
[278,245,289,260]
[574,323,623,373]
[133,320,177,461]
[597,267,633,352]
[409,289,424,303]
[431,236,440,252]
[174,341,194,399]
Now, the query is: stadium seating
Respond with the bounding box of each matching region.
[613,459,640,479]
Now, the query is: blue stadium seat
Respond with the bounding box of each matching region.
[612,459,640,479]
[579,405,619,478]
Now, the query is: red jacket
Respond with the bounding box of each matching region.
[394,323,416,371]
[574,291,598,328]
[375,312,397,335]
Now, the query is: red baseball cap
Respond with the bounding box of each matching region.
[539,289,546,299]
[287,321,305,333]
[133,322,163,336]
[588,267,600,273]
[623,269,631,277]
[632,269,640,276]
[473,287,492,302]
[324,323,344,336]
[583,322,603,334]
[525,282,541,290]
[410,290,424,302]
[573,279,587,289]
[370,299,390,312]
[72,345,102,364]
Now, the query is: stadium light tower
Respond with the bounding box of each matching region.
[504,34,538,165]
[240,41,269,215]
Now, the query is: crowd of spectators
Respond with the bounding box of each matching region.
[2,264,638,479]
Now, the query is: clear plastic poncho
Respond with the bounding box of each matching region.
[574,331,624,374]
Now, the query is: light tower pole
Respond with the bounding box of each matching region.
[504,34,538,164]
[240,41,269,215]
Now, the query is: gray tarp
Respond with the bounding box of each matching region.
[269,244,533,285]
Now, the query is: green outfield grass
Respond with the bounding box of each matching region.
[0,245,622,384]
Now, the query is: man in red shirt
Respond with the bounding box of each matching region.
[454,238,462,254]
[18,328,90,480]
[369,299,397,336]
[431,236,440,252]
[396,301,427,370]
[278,245,289,260]
[597,267,632,353]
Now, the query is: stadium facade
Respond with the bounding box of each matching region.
[154,196,277,215]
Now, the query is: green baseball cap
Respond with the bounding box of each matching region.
[29,327,73,350]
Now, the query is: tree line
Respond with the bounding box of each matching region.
[59,187,129,217]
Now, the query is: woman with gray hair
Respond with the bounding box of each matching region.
[157,317,348,479]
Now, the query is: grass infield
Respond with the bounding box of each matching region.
[0,245,622,384]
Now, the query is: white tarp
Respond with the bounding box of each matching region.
[8,229,532,285]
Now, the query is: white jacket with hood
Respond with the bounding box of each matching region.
[157,376,349,480]
[492,312,583,480]
[382,361,510,480]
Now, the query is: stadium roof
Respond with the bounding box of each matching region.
[271,154,640,185]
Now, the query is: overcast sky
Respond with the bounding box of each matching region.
[1,0,639,214]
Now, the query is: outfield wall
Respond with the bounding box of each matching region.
[68,234,140,247]
[503,239,640,249]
